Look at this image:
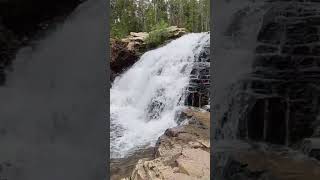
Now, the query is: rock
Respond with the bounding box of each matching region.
[185,39,210,107]
[202,105,210,112]
[122,32,148,52]
[110,148,154,180]
[167,26,187,38]
[182,108,211,128]
[128,32,149,41]
[125,109,210,180]
[120,26,186,53]
[213,140,320,180]
[176,148,210,178]
[300,138,320,160]
[110,38,139,81]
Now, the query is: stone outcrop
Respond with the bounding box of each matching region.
[123,108,210,180]
[110,26,187,81]
[121,32,149,52]
[120,26,186,53]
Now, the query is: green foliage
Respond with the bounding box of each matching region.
[145,21,170,48]
[110,0,210,39]
[110,0,139,38]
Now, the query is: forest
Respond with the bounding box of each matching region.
[110,0,210,38]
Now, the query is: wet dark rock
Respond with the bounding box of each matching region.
[185,41,210,108]
[147,100,165,120]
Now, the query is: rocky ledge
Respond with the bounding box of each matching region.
[121,108,210,180]
[110,26,187,81]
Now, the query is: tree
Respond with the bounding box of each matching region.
[110,0,210,38]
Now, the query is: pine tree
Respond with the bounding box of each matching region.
[110,0,210,38]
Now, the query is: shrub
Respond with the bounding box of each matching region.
[145,21,170,49]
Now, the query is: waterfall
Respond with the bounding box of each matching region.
[110,33,209,158]
[0,0,106,179]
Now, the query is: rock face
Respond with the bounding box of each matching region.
[125,109,210,180]
[110,38,139,81]
[110,26,187,81]
[214,0,320,179]
[121,32,149,52]
[185,36,210,108]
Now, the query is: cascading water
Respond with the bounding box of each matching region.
[110,33,210,158]
[0,0,106,179]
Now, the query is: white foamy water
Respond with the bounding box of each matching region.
[110,33,209,158]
